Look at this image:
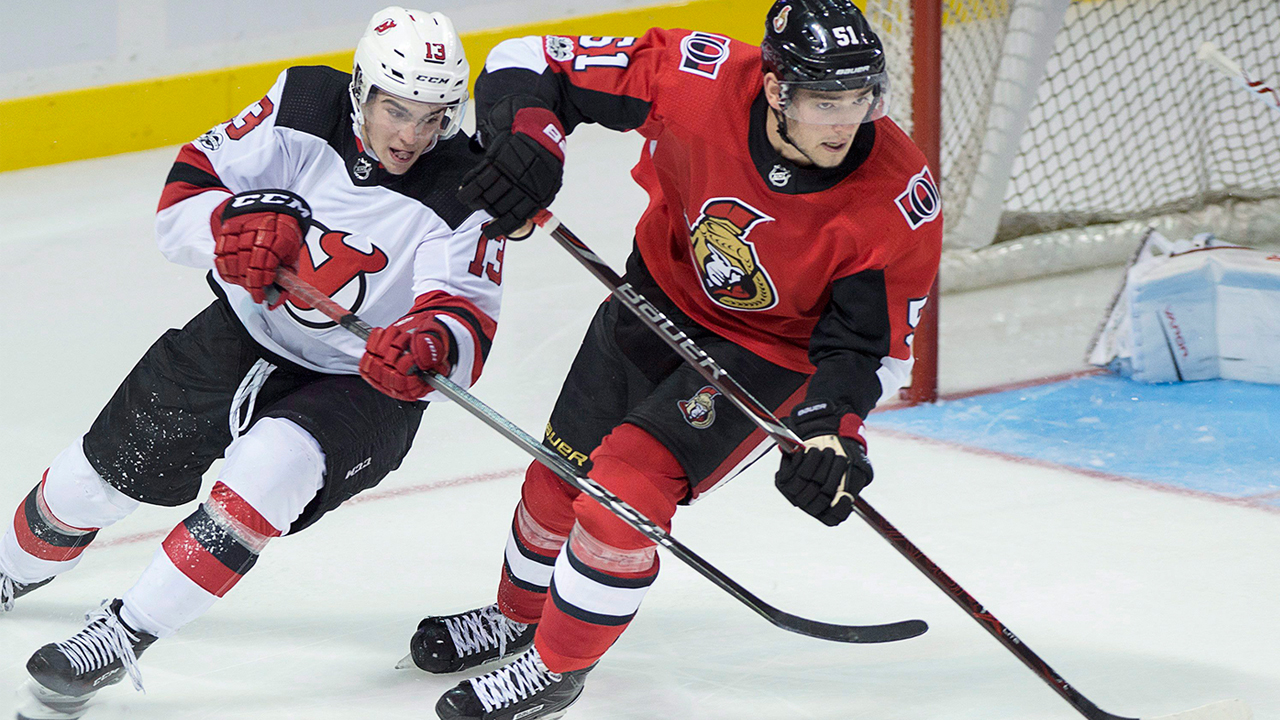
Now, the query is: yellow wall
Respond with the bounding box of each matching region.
[0,0,766,173]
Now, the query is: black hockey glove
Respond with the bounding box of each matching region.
[775,400,873,527]
[458,97,566,240]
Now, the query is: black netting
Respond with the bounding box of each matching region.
[875,0,1280,249]
[998,0,1280,240]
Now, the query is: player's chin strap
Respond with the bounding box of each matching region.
[770,106,821,166]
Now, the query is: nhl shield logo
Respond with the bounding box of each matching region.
[678,385,721,429]
[688,198,778,311]
[353,156,374,181]
[768,164,791,187]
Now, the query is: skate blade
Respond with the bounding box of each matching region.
[395,652,417,670]
[15,680,93,720]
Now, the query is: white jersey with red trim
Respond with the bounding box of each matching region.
[155,66,502,399]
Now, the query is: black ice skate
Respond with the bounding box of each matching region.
[435,646,592,720]
[0,571,53,612]
[18,598,157,719]
[398,603,535,673]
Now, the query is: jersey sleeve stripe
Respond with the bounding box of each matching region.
[174,143,218,176]
[410,291,499,385]
[158,146,230,212]
[430,304,495,358]
[807,269,893,419]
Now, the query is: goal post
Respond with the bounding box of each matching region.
[904,0,942,404]
[873,0,1280,402]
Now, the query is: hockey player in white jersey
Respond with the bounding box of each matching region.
[2,7,503,719]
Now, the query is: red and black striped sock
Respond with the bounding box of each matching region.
[12,473,99,563]
[160,482,282,597]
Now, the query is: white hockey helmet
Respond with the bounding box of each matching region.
[350,7,470,139]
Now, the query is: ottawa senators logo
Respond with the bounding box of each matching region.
[895,166,941,230]
[688,198,778,311]
[679,32,731,79]
[285,222,389,329]
[772,5,791,33]
[678,385,721,429]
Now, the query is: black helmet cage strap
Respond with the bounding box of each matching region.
[768,102,827,166]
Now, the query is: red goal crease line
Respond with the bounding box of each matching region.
[875,368,1108,412]
[92,468,524,550]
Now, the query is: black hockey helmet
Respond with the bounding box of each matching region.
[761,0,889,122]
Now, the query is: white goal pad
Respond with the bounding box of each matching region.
[1088,229,1280,384]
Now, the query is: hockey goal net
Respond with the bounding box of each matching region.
[867,0,1280,398]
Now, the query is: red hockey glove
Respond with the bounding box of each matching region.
[458,97,565,240]
[212,189,311,306]
[775,400,873,527]
[359,308,456,402]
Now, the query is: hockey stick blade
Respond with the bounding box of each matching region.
[531,213,1250,719]
[1143,699,1251,720]
[1082,698,1252,720]
[1197,41,1280,114]
[1197,41,1247,77]
[403,372,925,645]
[268,269,927,645]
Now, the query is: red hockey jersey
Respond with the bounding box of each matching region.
[479,30,941,417]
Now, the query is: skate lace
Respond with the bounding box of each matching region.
[54,602,147,693]
[0,574,14,612]
[469,648,560,713]
[444,605,529,659]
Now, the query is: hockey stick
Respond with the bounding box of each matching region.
[268,267,926,645]
[533,212,1251,720]
[1198,41,1280,115]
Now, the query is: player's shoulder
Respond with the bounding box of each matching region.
[275,65,352,142]
[858,118,943,241]
[641,29,760,114]
[390,132,486,230]
[651,28,759,82]
[866,117,929,177]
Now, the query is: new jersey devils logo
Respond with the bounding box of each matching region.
[689,198,778,311]
[285,223,389,328]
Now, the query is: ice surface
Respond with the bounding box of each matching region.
[1,126,1275,719]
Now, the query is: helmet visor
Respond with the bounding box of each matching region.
[364,85,469,139]
[779,73,889,125]
[435,101,468,138]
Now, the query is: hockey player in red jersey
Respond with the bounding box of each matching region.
[1,7,505,718]
[401,1,943,719]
